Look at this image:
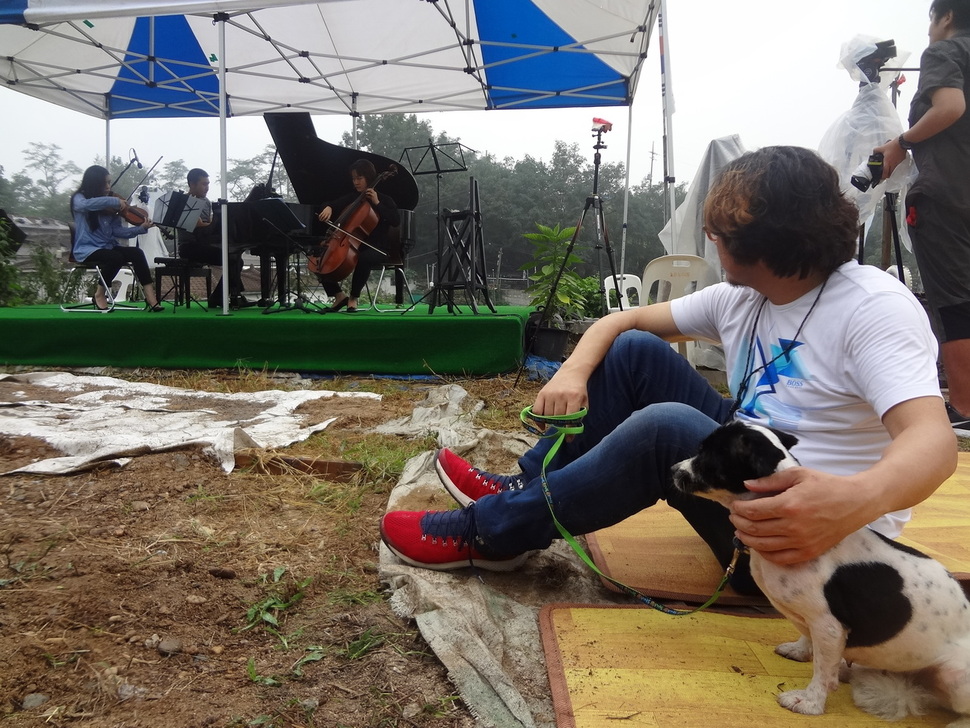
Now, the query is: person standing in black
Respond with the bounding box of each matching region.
[875,0,970,433]
[314,159,399,312]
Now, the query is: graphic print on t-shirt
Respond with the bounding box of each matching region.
[735,335,808,420]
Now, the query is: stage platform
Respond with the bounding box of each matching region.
[0,302,532,376]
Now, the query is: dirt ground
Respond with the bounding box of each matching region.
[0,369,542,728]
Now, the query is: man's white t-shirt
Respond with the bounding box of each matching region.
[671,260,941,537]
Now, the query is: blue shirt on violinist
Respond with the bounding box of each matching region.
[71,192,150,262]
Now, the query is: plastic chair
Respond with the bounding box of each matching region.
[641,254,720,356]
[113,267,135,302]
[604,273,642,312]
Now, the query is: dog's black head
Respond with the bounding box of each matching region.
[671,422,799,506]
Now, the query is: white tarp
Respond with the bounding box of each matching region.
[0,371,378,474]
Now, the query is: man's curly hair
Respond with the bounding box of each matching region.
[703,146,859,279]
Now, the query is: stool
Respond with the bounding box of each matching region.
[365,263,413,312]
[154,257,211,310]
[363,211,414,312]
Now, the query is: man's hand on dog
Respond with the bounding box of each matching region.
[729,467,870,565]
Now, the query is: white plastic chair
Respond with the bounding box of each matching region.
[604,273,642,312]
[112,267,135,302]
[641,254,720,357]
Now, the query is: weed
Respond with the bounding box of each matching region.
[341,627,385,660]
[239,568,312,634]
[343,434,436,485]
[42,650,84,668]
[290,646,327,677]
[186,486,225,504]
[266,625,304,650]
[327,587,383,606]
[2,539,59,586]
[245,658,282,687]
[423,694,462,718]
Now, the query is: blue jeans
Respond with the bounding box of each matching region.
[473,331,756,591]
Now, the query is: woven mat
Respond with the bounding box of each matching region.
[587,452,970,606]
[539,604,956,728]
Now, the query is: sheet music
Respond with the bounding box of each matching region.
[154,190,204,232]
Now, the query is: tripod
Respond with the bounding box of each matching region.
[864,190,907,283]
[536,124,622,331]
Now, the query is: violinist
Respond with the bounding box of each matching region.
[70,165,164,312]
[315,159,400,312]
[177,168,254,309]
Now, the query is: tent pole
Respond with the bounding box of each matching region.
[659,0,677,243]
[218,13,230,314]
[619,103,633,280]
[352,94,358,149]
[104,94,110,170]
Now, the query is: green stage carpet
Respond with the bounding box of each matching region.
[0,303,532,376]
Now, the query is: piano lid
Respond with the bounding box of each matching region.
[265,112,419,212]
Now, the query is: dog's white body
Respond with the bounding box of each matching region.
[672,422,970,725]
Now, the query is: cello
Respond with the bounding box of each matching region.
[308,165,397,282]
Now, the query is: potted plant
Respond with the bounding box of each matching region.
[520,223,590,360]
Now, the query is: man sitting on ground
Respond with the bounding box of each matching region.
[380,146,956,596]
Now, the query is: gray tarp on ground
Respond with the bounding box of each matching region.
[376,385,623,728]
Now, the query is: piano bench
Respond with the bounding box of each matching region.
[154,257,212,310]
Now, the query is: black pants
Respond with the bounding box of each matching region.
[84,246,152,286]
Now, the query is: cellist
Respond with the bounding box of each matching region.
[314,159,400,312]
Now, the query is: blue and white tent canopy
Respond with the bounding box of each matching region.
[0,0,657,120]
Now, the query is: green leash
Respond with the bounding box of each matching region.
[520,405,739,615]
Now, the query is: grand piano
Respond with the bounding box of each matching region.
[230,112,419,306]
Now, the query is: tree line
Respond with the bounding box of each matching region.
[0,112,909,285]
[0,113,684,283]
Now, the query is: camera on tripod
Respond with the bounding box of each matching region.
[592,117,613,134]
[850,152,884,192]
[857,39,897,84]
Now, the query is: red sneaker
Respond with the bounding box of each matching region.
[380,509,529,572]
[435,448,527,506]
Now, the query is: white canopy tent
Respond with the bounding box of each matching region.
[1,0,660,311]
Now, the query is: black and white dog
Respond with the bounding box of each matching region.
[672,421,970,725]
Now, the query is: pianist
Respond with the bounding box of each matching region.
[315,159,400,313]
[177,168,255,309]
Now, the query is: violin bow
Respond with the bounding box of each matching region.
[320,219,387,255]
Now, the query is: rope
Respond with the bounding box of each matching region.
[520,405,738,615]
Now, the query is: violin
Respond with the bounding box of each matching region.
[308,165,397,282]
[110,192,151,227]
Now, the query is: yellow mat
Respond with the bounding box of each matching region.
[587,452,970,606]
[539,604,957,728]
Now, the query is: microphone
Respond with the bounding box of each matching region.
[131,149,143,169]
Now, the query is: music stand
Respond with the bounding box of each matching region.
[253,198,322,314]
[152,191,211,310]
[400,141,475,310]
[154,190,204,233]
